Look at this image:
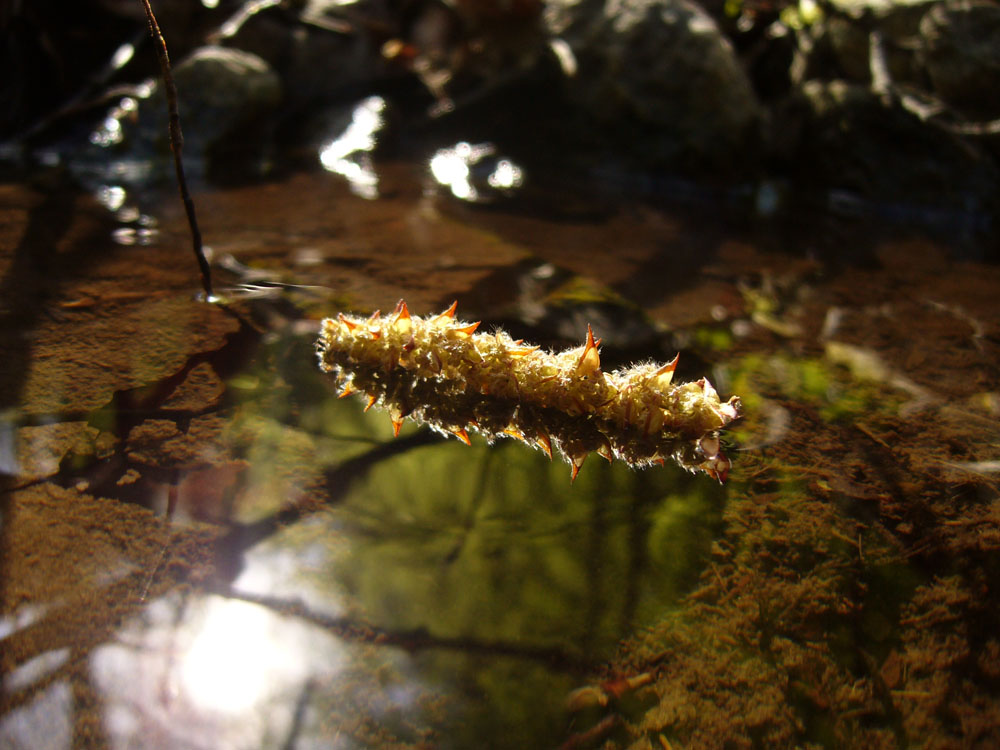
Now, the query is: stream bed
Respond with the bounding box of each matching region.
[1,149,999,749]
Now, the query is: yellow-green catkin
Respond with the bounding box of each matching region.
[317,300,741,480]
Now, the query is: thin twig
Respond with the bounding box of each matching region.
[137,0,214,300]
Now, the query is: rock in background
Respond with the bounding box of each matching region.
[543,0,764,171]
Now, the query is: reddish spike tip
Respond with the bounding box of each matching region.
[570,455,586,483]
[454,321,481,335]
[393,299,410,321]
[452,428,472,446]
[654,355,679,377]
[364,394,377,412]
[576,324,601,373]
[587,324,602,351]
[434,300,458,322]
[337,312,358,331]
[338,382,357,399]
[391,417,403,437]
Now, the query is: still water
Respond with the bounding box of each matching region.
[1,147,999,749]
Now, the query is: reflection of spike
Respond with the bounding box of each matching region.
[364,393,377,412]
[596,441,614,463]
[699,435,720,458]
[570,454,586,482]
[536,432,553,460]
[337,312,358,331]
[433,300,458,323]
[719,397,740,422]
[452,428,471,446]
[652,355,679,388]
[706,454,731,483]
[339,382,357,398]
[576,324,601,375]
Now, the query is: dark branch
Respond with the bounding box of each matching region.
[137,0,214,300]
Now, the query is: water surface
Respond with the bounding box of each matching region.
[1,156,998,749]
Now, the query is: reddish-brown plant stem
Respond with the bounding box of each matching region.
[137,0,213,299]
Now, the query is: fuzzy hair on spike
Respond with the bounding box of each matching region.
[317,300,741,480]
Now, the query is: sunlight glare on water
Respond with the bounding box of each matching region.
[180,598,290,714]
[318,96,386,199]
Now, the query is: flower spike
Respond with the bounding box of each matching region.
[318,300,741,481]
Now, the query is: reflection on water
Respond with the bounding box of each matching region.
[1,155,999,748]
[0,267,721,748]
[429,142,524,202]
[318,96,387,199]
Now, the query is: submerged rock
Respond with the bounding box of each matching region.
[919,0,1000,120]
[824,0,935,86]
[774,79,999,221]
[543,0,763,171]
[85,45,281,182]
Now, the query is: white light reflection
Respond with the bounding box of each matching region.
[429,142,524,202]
[488,159,524,190]
[0,680,72,750]
[110,43,135,71]
[318,96,386,199]
[430,142,492,201]
[92,587,348,749]
[89,97,139,148]
[97,185,127,212]
[180,597,293,714]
